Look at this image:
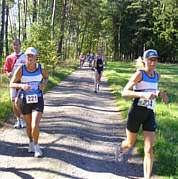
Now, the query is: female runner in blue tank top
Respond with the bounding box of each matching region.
[115,49,168,179]
[10,47,48,158]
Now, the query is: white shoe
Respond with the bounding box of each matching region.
[115,143,124,162]
[97,84,100,92]
[94,83,98,93]
[20,119,27,128]
[28,141,35,153]
[34,144,43,157]
[14,119,21,129]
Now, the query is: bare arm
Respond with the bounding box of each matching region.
[122,70,158,100]
[122,71,168,102]
[38,66,48,90]
[122,70,145,98]
[156,73,169,103]
[10,66,31,91]
[104,57,107,66]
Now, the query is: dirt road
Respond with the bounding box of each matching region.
[0,64,144,179]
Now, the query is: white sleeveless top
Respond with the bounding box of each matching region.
[133,70,158,110]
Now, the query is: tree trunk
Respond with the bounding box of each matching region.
[113,15,119,61]
[57,0,67,57]
[23,0,27,39]
[5,4,9,56]
[0,0,6,57]
[33,0,37,23]
[18,0,21,39]
[80,25,87,54]
[51,0,56,39]
[75,30,79,58]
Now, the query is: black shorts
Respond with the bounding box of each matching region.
[96,68,103,75]
[20,96,44,115]
[127,105,157,133]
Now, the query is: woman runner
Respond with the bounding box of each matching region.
[93,49,107,93]
[116,49,168,179]
[10,47,48,157]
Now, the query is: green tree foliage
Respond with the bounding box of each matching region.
[152,0,178,62]
[0,0,177,63]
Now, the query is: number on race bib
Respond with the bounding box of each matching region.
[26,94,38,104]
[137,98,154,110]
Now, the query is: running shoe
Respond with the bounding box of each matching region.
[94,85,97,93]
[28,141,35,153]
[115,143,124,162]
[97,84,100,92]
[14,119,21,129]
[34,144,43,157]
[20,118,27,128]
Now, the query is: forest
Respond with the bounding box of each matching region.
[0,0,177,66]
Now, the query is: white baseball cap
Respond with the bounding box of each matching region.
[25,47,37,56]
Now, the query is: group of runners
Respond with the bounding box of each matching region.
[79,52,95,68]
[3,40,169,179]
[79,50,107,93]
[4,39,48,157]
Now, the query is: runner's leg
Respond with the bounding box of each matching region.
[95,71,99,92]
[12,100,21,118]
[11,88,21,128]
[116,129,137,161]
[143,131,155,179]
[23,113,33,142]
[97,71,102,91]
[31,111,43,157]
[121,129,138,150]
[31,111,42,145]
[14,96,26,128]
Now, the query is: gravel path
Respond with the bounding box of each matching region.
[0,64,144,179]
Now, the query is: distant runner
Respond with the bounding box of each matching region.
[79,53,85,68]
[115,49,168,179]
[10,47,48,157]
[93,49,107,93]
[88,53,94,68]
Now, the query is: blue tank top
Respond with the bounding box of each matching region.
[21,64,43,98]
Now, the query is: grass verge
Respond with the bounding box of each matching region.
[104,61,178,178]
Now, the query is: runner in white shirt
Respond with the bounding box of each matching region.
[4,39,27,128]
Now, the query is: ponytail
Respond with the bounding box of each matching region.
[135,56,145,70]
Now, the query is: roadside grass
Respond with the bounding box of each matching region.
[104,62,178,178]
[0,58,79,123]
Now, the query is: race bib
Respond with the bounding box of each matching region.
[26,94,38,104]
[137,98,155,110]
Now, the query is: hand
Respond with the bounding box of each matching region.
[21,84,31,91]
[38,83,46,90]
[7,72,12,78]
[143,92,157,100]
[160,92,169,103]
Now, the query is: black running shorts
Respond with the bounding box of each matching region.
[96,67,103,75]
[20,96,44,115]
[126,105,157,133]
